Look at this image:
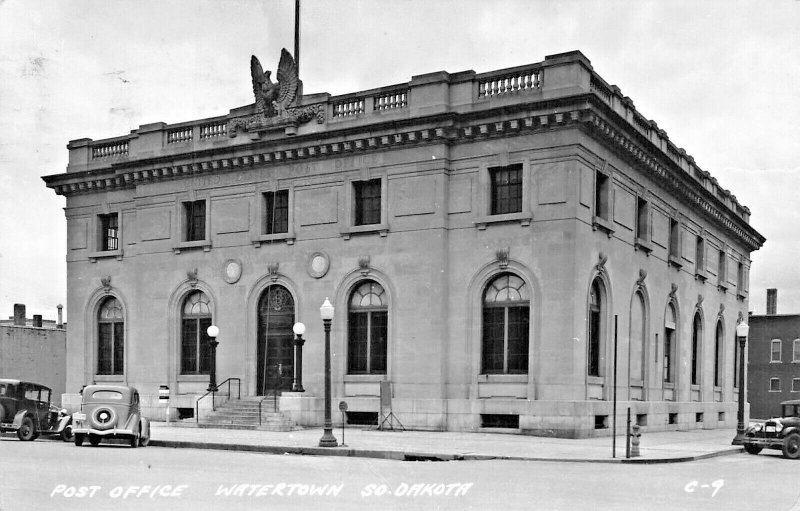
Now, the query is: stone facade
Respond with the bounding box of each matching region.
[43,50,764,437]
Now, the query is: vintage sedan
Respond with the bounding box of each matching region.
[72,385,150,448]
[0,379,73,441]
[743,399,800,459]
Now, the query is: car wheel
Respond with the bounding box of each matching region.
[61,424,75,443]
[744,443,762,455]
[139,431,150,447]
[74,433,85,447]
[782,432,800,459]
[88,435,101,446]
[17,417,35,441]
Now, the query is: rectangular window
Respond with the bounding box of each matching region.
[793,378,800,392]
[100,213,119,251]
[595,172,610,220]
[770,378,781,392]
[353,179,382,226]
[635,197,649,240]
[794,339,800,362]
[737,262,745,292]
[490,164,523,215]
[664,327,675,383]
[771,339,782,362]
[263,190,289,234]
[184,200,206,242]
[668,218,680,259]
[695,236,705,272]
[718,250,727,284]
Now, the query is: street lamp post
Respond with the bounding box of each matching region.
[206,325,220,393]
[318,298,338,447]
[292,322,306,392]
[732,322,749,445]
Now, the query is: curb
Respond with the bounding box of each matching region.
[149,439,744,464]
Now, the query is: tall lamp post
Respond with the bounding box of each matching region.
[732,322,749,445]
[206,325,220,393]
[319,298,338,447]
[292,322,306,392]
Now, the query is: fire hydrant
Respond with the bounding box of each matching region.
[631,424,641,457]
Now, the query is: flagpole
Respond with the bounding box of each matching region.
[294,0,300,74]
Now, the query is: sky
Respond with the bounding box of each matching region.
[0,0,798,323]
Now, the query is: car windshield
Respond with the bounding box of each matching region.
[91,390,124,400]
[0,384,6,396]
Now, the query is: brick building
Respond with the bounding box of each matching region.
[748,290,800,419]
[42,50,764,437]
[0,304,67,401]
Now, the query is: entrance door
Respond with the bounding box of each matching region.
[257,285,295,395]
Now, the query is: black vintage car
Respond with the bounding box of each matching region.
[743,399,800,459]
[0,379,73,441]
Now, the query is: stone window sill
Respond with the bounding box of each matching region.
[252,232,296,247]
[177,374,210,383]
[592,216,614,237]
[668,255,683,269]
[587,375,604,385]
[341,223,389,240]
[477,374,528,383]
[89,249,123,262]
[634,238,653,254]
[475,212,532,230]
[173,240,212,254]
[343,374,387,383]
[94,374,124,383]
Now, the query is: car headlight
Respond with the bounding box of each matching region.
[753,423,763,432]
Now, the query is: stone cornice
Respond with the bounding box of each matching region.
[42,98,764,252]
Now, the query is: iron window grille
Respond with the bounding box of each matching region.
[100,213,119,251]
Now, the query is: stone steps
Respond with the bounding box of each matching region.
[200,396,296,431]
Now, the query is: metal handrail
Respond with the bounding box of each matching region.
[259,368,285,425]
[195,377,241,423]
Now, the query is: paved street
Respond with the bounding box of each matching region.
[2,436,800,511]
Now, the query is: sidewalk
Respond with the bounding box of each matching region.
[148,422,744,463]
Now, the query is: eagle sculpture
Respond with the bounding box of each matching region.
[250,49,298,118]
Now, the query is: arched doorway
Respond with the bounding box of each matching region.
[256,285,295,395]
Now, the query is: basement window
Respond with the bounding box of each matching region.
[345,411,378,426]
[481,414,520,429]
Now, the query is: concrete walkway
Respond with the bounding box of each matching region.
[149,422,744,463]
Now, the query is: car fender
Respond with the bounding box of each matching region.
[12,409,34,429]
[782,426,799,437]
[56,414,72,433]
[123,411,140,431]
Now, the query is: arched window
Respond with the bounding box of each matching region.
[348,281,388,374]
[588,279,606,377]
[98,297,124,375]
[482,273,530,374]
[714,320,724,387]
[630,291,646,383]
[664,303,677,383]
[181,291,212,375]
[691,312,703,386]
